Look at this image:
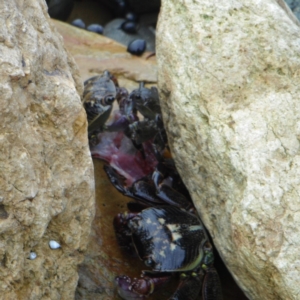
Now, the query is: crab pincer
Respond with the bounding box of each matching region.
[113,206,223,300]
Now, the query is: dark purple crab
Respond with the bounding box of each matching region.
[83,74,223,299]
[83,70,117,137]
[104,165,223,300]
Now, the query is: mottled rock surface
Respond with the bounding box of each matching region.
[157,0,300,299]
[0,1,94,300]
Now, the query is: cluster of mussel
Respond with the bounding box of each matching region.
[83,71,223,300]
[46,0,157,56]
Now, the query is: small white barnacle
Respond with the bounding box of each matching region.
[28,252,37,260]
[49,240,61,249]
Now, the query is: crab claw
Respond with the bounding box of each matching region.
[115,274,170,300]
[115,276,145,300]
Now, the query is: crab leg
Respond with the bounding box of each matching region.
[201,242,223,300]
[115,274,170,300]
[169,273,202,300]
[113,212,138,253]
[202,266,223,300]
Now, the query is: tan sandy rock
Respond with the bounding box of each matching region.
[0,1,94,299]
[157,0,300,299]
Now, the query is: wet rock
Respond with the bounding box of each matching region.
[0,1,94,299]
[157,0,300,299]
[103,18,155,52]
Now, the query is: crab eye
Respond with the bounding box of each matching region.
[134,93,141,100]
[105,95,115,105]
[144,257,154,268]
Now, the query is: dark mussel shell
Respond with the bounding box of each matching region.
[121,21,138,34]
[71,18,85,29]
[127,39,146,56]
[87,24,104,34]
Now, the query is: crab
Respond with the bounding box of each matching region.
[106,82,166,157]
[83,70,117,137]
[83,74,223,299]
[104,165,223,300]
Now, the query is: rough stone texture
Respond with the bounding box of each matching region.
[0,1,94,300]
[157,0,300,299]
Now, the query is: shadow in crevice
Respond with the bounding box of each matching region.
[0,205,8,220]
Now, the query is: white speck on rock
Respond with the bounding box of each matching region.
[29,252,37,260]
[49,240,61,249]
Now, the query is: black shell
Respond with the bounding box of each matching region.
[83,72,117,133]
[127,39,146,56]
[87,24,103,34]
[128,206,208,272]
[121,21,138,34]
[71,18,85,29]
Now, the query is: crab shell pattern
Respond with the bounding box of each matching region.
[128,205,208,272]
